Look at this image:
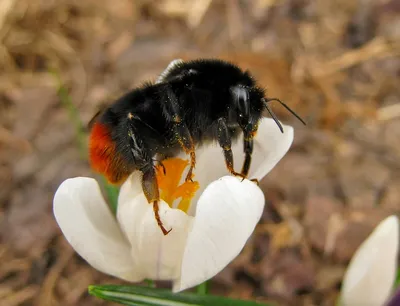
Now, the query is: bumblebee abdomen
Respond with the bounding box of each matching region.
[89,122,131,184]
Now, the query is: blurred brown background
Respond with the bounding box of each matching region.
[0,0,399,305]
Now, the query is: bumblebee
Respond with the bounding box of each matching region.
[89,59,305,235]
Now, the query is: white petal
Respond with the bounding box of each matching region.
[245,118,294,180]
[53,177,140,281]
[117,173,193,281]
[118,172,146,210]
[173,176,265,292]
[340,215,399,306]
[187,118,293,215]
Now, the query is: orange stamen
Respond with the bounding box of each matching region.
[155,158,199,213]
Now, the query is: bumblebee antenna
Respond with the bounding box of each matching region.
[263,101,284,133]
[265,98,306,126]
[262,98,306,133]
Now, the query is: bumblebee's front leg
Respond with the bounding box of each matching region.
[229,85,259,184]
[241,132,253,177]
[162,86,196,182]
[217,118,246,180]
[241,131,259,185]
[141,166,172,235]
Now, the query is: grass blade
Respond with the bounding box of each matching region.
[51,69,120,212]
[89,284,272,306]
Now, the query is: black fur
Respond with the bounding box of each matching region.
[96,59,268,172]
[90,58,305,235]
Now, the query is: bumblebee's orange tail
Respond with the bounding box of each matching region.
[89,122,130,184]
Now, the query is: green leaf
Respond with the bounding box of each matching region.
[101,177,120,214]
[196,282,208,295]
[145,279,156,288]
[89,285,272,306]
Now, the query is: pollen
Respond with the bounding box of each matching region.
[155,158,199,213]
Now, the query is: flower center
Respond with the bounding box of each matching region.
[155,158,200,213]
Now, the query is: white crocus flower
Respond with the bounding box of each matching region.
[53,118,294,292]
[340,215,400,306]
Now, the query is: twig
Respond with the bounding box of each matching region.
[310,38,400,77]
[377,103,400,121]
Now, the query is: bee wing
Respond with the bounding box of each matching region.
[88,109,103,130]
[87,102,111,131]
[156,59,184,84]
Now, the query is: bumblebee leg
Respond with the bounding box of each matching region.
[126,117,171,235]
[173,120,196,181]
[229,85,259,184]
[217,118,246,180]
[241,133,253,177]
[162,86,196,182]
[153,159,166,175]
[141,167,172,235]
[241,132,259,185]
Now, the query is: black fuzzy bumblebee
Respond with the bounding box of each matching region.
[89,59,305,235]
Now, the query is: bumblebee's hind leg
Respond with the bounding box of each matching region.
[141,167,172,235]
[127,118,171,235]
[217,118,246,180]
[162,85,196,182]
